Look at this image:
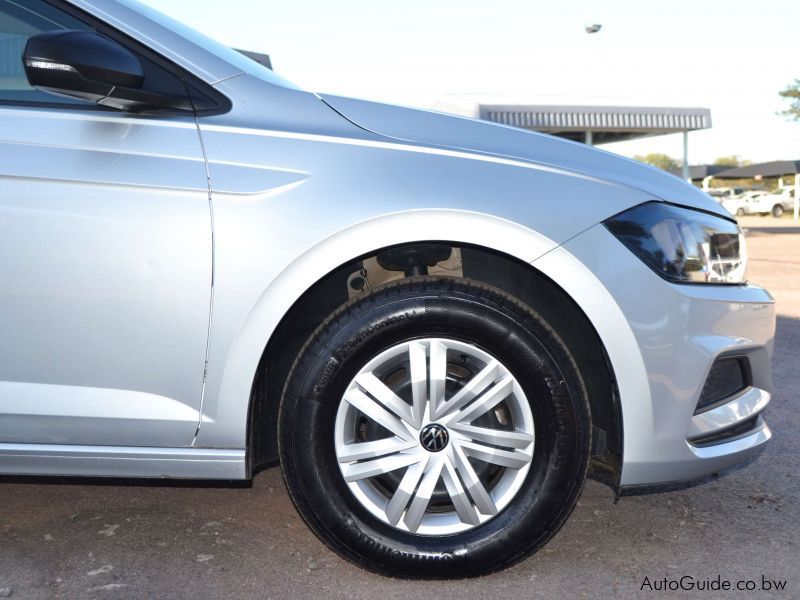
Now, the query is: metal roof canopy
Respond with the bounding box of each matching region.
[435,97,712,144]
[712,160,800,179]
[669,164,731,181]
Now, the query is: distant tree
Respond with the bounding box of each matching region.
[779,79,800,121]
[633,153,679,171]
[713,155,751,167]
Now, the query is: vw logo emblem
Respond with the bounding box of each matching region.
[420,423,449,452]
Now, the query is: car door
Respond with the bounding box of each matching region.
[783,189,794,211]
[0,0,211,447]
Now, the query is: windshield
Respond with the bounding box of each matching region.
[117,0,301,89]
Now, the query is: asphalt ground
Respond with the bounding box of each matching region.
[1,220,798,599]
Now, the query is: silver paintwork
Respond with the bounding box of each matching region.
[0,443,245,478]
[334,339,534,535]
[687,388,770,440]
[690,418,771,460]
[0,107,211,448]
[0,0,774,487]
[319,93,725,217]
[536,224,774,485]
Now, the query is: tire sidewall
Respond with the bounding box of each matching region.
[280,280,590,576]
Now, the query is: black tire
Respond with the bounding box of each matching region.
[772,204,784,218]
[278,277,591,578]
[736,208,746,216]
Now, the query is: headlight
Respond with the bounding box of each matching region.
[604,202,747,284]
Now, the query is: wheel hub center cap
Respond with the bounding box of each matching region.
[419,423,449,452]
[335,338,535,535]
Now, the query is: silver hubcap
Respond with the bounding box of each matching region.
[334,338,535,535]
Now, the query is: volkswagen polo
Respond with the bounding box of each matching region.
[0,0,774,578]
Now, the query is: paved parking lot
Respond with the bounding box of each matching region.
[1,220,798,599]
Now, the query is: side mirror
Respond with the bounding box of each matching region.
[24,30,192,112]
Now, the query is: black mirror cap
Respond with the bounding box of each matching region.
[23,30,194,113]
[24,30,144,91]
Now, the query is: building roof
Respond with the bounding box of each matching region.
[435,96,712,144]
[668,164,732,180]
[713,160,800,179]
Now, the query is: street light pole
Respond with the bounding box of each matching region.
[682,130,690,181]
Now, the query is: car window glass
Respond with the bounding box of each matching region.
[0,0,92,104]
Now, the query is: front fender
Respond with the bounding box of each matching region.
[194,78,654,452]
[194,208,646,479]
[194,209,556,448]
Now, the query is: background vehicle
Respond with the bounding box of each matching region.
[708,186,748,202]
[721,190,769,216]
[0,0,774,578]
[745,188,795,217]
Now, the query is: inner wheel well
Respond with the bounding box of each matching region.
[249,242,622,492]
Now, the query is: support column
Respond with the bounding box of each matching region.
[794,174,799,221]
[585,131,593,146]
[682,130,690,181]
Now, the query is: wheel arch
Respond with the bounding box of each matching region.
[218,210,627,492]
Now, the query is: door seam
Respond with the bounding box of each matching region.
[191,116,215,447]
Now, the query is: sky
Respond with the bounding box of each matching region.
[140,0,800,165]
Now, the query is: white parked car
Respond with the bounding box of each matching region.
[743,189,796,217]
[708,187,747,202]
[721,191,769,216]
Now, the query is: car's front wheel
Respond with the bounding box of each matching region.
[772,204,784,218]
[278,278,591,577]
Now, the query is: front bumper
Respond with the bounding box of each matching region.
[537,224,775,487]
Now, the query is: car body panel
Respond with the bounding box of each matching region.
[0,106,211,447]
[192,75,656,448]
[537,224,774,485]
[319,93,730,219]
[0,443,245,478]
[0,0,775,489]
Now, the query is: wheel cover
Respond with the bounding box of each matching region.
[334,338,535,535]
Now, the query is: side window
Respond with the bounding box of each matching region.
[0,0,91,104]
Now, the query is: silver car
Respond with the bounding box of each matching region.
[0,0,774,578]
